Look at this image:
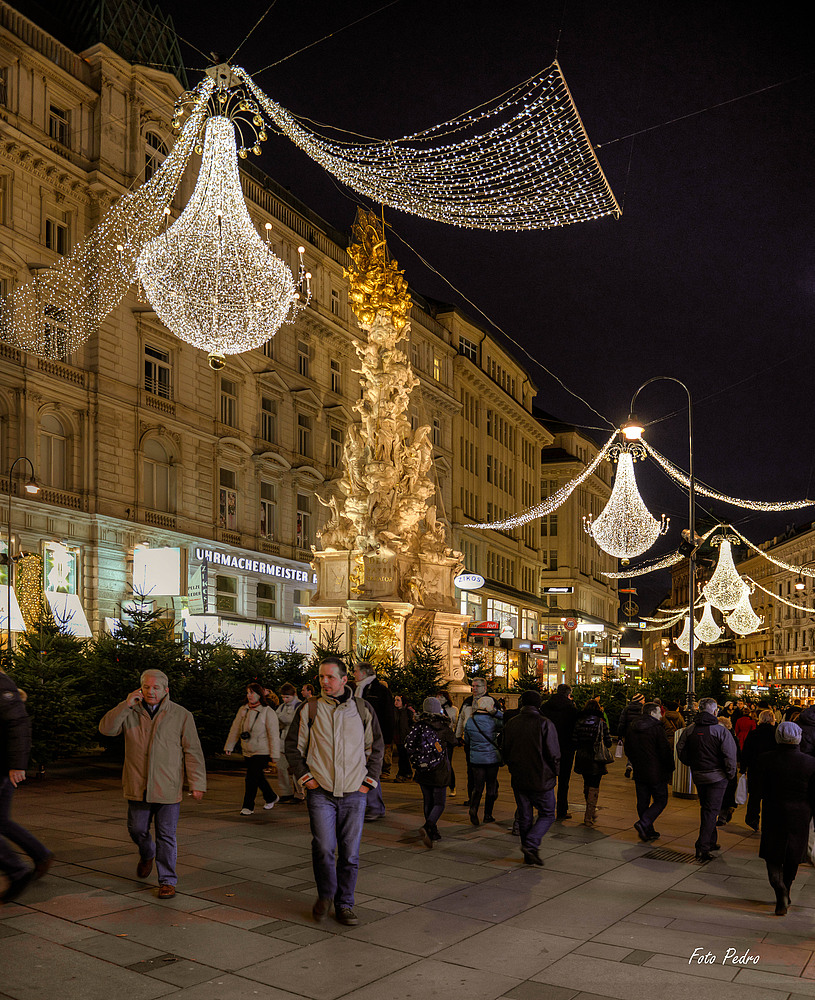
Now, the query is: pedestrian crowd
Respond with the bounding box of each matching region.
[2,664,814,925]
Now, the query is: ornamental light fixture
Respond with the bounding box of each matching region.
[702,537,745,612]
[675,615,702,654]
[620,414,644,441]
[725,585,763,636]
[695,601,723,644]
[584,444,668,560]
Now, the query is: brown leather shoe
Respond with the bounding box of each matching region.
[136,857,154,879]
[157,884,176,899]
[312,897,332,921]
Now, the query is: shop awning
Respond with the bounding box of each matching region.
[45,592,93,638]
[0,588,26,632]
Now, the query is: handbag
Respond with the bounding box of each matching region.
[593,720,613,764]
[735,773,748,805]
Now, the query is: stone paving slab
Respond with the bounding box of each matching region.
[433,924,580,978]
[346,904,493,956]
[337,957,520,1000]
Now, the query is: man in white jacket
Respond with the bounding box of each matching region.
[285,658,383,926]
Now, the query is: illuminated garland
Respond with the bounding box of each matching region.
[745,576,815,612]
[643,442,814,511]
[466,430,617,531]
[729,526,815,577]
[0,76,214,359]
[602,551,683,579]
[235,63,620,231]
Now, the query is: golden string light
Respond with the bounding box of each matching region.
[235,63,621,231]
[745,576,815,612]
[728,526,815,578]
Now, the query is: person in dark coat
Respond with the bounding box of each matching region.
[573,699,613,826]
[739,710,777,831]
[0,670,52,904]
[392,695,415,782]
[409,698,457,848]
[797,703,815,866]
[503,690,560,866]
[676,697,738,861]
[353,662,394,820]
[755,721,815,915]
[540,683,578,819]
[624,702,675,842]
[618,692,645,778]
[662,701,685,744]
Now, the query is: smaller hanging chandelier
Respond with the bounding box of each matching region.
[675,615,702,653]
[725,584,763,636]
[695,601,723,644]
[702,537,744,611]
[584,443,668,560]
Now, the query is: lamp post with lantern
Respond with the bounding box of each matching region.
[4,457,40,647]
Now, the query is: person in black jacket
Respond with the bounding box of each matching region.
[540,684,578,819]
[353,662,394,820]
[755,721,815,916]
[676,697,738,861]
[624,702,674,842]
[573,699,613,826]
[617,692,645,779]
[739,710,777,831]
[409,698,457,848]
[0,670,52,903]
[503,690,560,866]
[392,695,415,782]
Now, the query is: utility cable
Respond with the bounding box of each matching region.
[228,1,280,64]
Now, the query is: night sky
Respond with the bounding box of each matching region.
[39,1,815,607]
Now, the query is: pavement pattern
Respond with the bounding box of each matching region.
[1,756,814,1000]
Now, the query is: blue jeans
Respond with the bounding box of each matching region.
[513,786,556,851]
[307,787,367,908]
[695,778,728,854]
[0,777,50,879]
[126,800,181,885]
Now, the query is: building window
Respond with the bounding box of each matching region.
[41,413,66,489]
[143,439,171,511]
[220,377,238,427]
[410,407,419,432]
[216,574,238,613]
[0,174,8,226]
[330,426,343,468]
[433,355,442,382]
[260,480,276,538]
[260,396,277,443]
[330,359,342,394]
[294,587,310,623]
[298,413,312,457]
[297,339,310,377]
[144,131,168,182]
[219,468,238,529]
[48,104,69,146]
[257,582,276,619]
[144,344,171,398]
[458,336,478,361]
[42,304,70,360]
[330,288,340,316]
[296,493,312,547]
[549,550,558,571]
[45,216,68,255]
[262,338,274,359]
[0,66,7,108]
[432,417,441,446]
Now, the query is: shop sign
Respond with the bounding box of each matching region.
[543,586,573,594]
[454,572,485,591]
[194,546,316,583]
[188,563,207,614]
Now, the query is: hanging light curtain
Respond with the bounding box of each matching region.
[695,602,723,644]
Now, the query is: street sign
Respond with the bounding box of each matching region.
[563,617,578,631]
[623,599,639,617]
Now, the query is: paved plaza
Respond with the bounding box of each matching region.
[1,757,814,1000]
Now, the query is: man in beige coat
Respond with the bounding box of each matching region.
[99,669,206,898]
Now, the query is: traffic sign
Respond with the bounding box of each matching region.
[563,617,578,631]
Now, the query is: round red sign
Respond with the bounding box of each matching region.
[563,618,578,631]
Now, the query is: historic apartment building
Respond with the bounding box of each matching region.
[0,2,616,667]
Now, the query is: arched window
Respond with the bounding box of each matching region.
[41,413,66,489]
[144,131,168,182]
[143,438,171,512]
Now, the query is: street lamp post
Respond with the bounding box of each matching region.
[621,377,697,716]
[4,457,40,647]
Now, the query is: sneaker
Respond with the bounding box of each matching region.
[335,907,359,926]
[263,799,277,810]
[449,789,456,797]
[158,884,176,899]
[136,857,154,879]
[420,826,433,849]
[240,808,254,816]
[522,849,544,866]
[312,897,332,921]
[624,765,633,779]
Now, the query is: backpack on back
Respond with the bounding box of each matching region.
[404,720,446,771]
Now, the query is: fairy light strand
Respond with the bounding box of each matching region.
[235,63,621,232]
[745,576,815,612]
[729,525,815,577]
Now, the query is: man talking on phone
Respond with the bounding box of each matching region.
[99,669,206,898]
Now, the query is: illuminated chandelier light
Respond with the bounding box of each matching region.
[136,114,308,365]
[602,523,721,580]
[725,585,763,636]
[675,615,703,653]
[235,63,621,232]
[584,445,669,560]
[466,430,617,530]
[702,538,745,611]
[0,76,214,359]
[695,601,723,644]
[643,441,814,511]
[730,525,815,578]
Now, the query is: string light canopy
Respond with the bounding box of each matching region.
[725,584,763,636]
[235,62,621,231]
[695,601,724,644]
[702,537,745,612]
[136,110,309,369]
[584,444,669,560]
[602,551,683,579]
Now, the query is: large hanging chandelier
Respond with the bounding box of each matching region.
[584,444,668,560]
[136,96,309,369]
[725,584,763,636]
[702,537,744,612]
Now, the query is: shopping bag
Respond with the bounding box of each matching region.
[614,741,624,759]
[734,773,748,805]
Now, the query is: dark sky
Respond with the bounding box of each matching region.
[44,1,815,607]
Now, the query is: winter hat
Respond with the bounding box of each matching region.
[423,697,442,714]
[521,690,542,708]
[475,696,495,713]
[776,721,802,745]
[632,693,646,704]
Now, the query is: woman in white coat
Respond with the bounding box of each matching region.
[224,683,281,815]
